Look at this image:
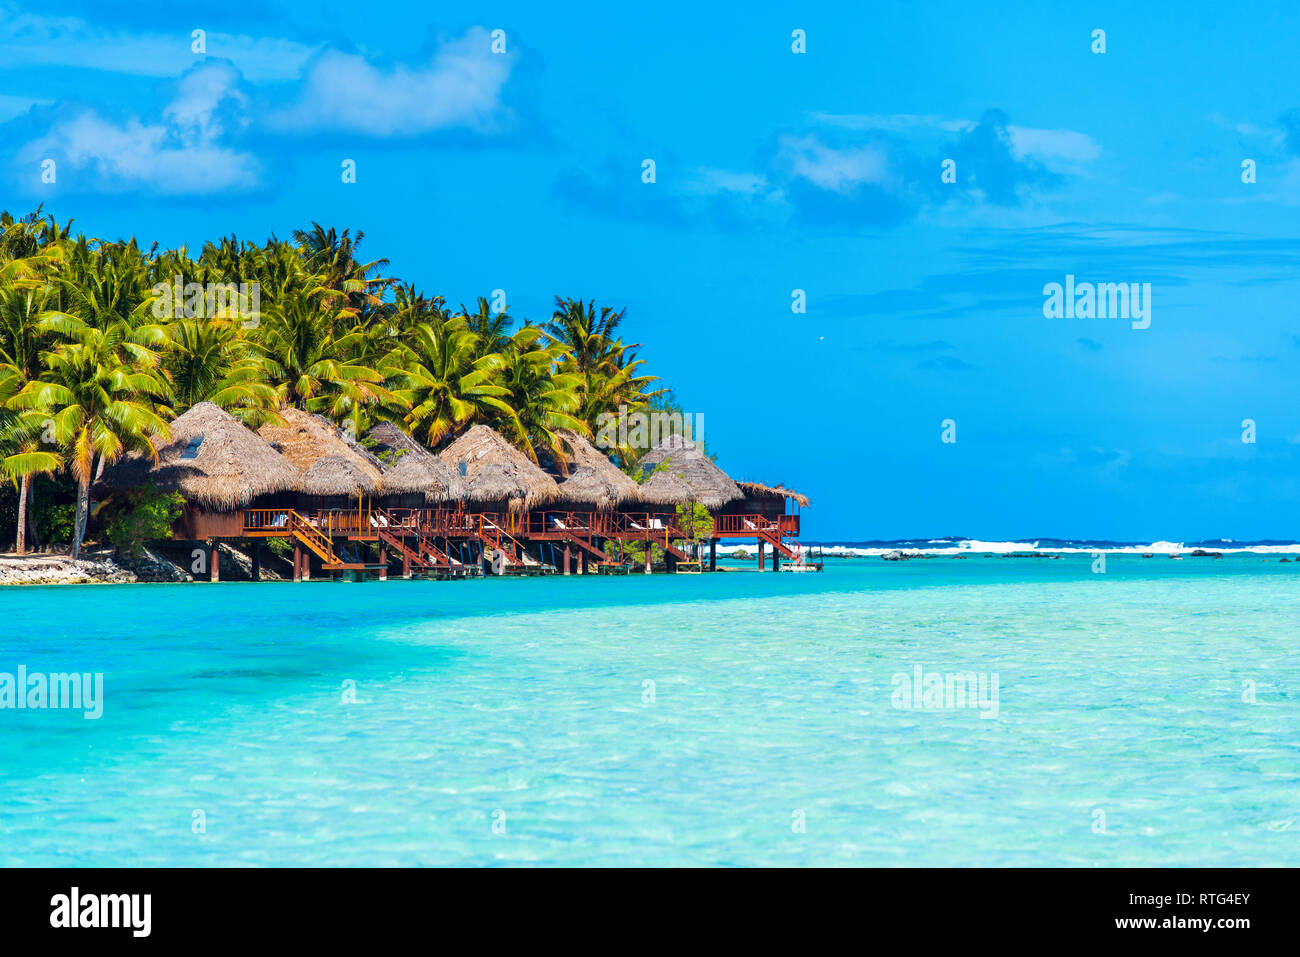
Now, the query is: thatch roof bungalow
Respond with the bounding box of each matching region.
[735,481,810,509]
[366,422,465,503]
[302,455,380,496]
[439,424,559,511]
[722,480,811,529]
[551,430,640,509]
[258,407,385,503]
[94,401,301,539]
[637,434,742,511]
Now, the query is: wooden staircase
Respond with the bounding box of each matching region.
[290,514,342,565]
[756,525,798,560]
[370,509,461,572]
[244,508,346,566]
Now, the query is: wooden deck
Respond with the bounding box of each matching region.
[231,504,814,579]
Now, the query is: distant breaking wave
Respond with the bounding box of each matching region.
[794,537,1300,557]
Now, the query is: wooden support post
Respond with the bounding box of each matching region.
[251,541,261,582]
[292,543,302,582]
[644,544,652,574]
[302,550,311,581]
[563,544,571,576]
[709,539,717,572]
[758,540,766,573]
[773,550,781,572]
[378,544,388,581]
[402,547,411,579]
[210,541,220,582]
[578,550,586,575]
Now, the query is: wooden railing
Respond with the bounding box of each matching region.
[712,514,779,535]
[243,508,338,562]
[244,508,295,533]
[246,507,704,545]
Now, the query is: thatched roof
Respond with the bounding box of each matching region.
[637,434,742,510]
[94,401,301,509]
[438,424,559,509]
[553,430,640,508]
[258,407,384,488]
[736,480,811,508]
[366,422,465,502]
[302,454,379,496]
[367,421,427,461]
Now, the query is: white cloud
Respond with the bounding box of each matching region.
[271,28,515,136]
[19,62,259,194]
[808,112,973,134]
[1007,126,1101,165]
[775,134,891,192]
[0,4,317,81]
[808,111,1101,171]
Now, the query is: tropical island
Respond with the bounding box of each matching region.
[0,209,810,583]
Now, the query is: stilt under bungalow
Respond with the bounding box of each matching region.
[94,409,816,581]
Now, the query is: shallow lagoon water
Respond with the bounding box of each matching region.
[0,555,1297,866]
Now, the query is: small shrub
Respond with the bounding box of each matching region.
[103,482,185,557]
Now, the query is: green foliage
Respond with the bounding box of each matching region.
[102,481,185,557]
[676,502,714,540]
[0,208,667,559]
[615,539,665,567]
[37,501,75,545]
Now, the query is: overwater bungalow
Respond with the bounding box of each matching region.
[439,424,560,514]
[524,430,643,574]
[637,433,743,511]
[93,408,813,580]
[636,435,808,571]
[258,407,385,503]
[366,422,465,506]
[94,401,301,543]
[551,430,641,510]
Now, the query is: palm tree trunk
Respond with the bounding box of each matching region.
[72,475,89,559]
[26,476,38,550]
[15,473,29,555]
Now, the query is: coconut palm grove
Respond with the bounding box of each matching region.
[0,208,683,560]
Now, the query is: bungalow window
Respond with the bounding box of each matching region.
[179,435,204,460]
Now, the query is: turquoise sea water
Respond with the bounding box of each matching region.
[0,555,1297,866]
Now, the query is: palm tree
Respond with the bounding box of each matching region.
[544,297,659,440]
[544,297,630,374]
[163,317,279,424]
[293,223,394,320]
[14,317,170,558]
[0,283,62,552]
[384,317,515,448]
[0,372,60,553]
[253,275,392,413]
[492,326,585,465]
[461,296,512,359]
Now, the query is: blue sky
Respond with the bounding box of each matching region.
[3,0,1299,542]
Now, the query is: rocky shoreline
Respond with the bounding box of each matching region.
[0,546,199,585]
